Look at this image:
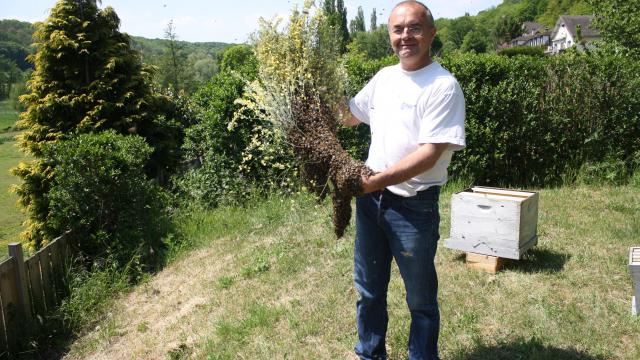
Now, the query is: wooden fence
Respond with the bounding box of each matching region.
[0,234,70,356]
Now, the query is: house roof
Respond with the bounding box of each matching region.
[551,15,600,40]
[522,21,544,35]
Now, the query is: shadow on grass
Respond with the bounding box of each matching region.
[450,337,606,360]
[449,247,570,274]
[504,247,570,274]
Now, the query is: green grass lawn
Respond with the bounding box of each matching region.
[0,99,19,132]
[0,100,27,260]
[64,183,640,360]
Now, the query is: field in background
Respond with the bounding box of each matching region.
[63,183,640,360]
[0,100,27,259]
[0,100,18,131]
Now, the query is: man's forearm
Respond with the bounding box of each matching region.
[343,113,361,127]
[362,143,448,194]
[340,102,362,127]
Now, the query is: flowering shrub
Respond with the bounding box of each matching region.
[236,1,373,237]
[237,0,347,131]
[176,45,298,208]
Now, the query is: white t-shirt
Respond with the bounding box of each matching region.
[349,61,466,197]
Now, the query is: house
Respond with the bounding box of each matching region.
[502,22,551,49]
[523,30,551,47]
[548,15,601,54]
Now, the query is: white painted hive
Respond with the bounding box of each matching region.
[444,187,539,260]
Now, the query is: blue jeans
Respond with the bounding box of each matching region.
[354,186,441,360]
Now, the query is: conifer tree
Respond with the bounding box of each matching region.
[13,0,178,248]
[349,6,366,34]
[370,8,377,30]
[322,0,349,53]
[337,0,350,51]
[159,20,191,91]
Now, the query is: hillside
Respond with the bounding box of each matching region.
[0,18,232,97]
[0,19,34,71]
[435,0,594,52]
[0,19,230,68]
[0,1,596,74]
[130,36,229,63]
[60,185,640,360]
[473,0,593,28]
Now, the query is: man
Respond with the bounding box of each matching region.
[342,1,466,359]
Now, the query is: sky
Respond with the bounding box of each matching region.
[1,0,503,43]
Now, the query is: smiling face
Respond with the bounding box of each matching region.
[388,2,437,71]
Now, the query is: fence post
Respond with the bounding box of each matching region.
[8,243,33,324]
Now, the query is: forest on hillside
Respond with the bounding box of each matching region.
[0,0,594,104]
[0,18,230,102]
[436,0,594,53]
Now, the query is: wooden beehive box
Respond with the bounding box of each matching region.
[444,186,539,260]
[629,247,640,315]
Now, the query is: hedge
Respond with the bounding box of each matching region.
[344,50,640,186]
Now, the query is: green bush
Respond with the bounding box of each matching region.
[576,158,629,186]
[177,54,297,208]
[44,131,170,266]
[177,43,640,201]
[337,49,640,187]
[441,53,548,185]
[14,0,188,248]
[174,147,253,207]
[176,71,253,207]
[440,49,640,186]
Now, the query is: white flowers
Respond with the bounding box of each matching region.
[237,1,347,133]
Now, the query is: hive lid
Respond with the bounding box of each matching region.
[457,187,536,202]
[471,187,535,197]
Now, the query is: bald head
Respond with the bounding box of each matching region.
[389,1,435,29]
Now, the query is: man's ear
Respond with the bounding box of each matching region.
[428,27,437,39]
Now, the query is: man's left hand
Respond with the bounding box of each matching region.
[361,173,381,194]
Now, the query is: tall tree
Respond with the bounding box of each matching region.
[14,0,179,247]
[494,15,522,44]
[440,13,475,52]
[160,20,187,91]
[337,0,350,52]
[0,56,21,99]
[588,0,640,50]
[322,0,335,14]
[370,8,378,30]
[323,0,349,53]
[348,26,393,59]
[349,6,366,34]
[461,30,488,53]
